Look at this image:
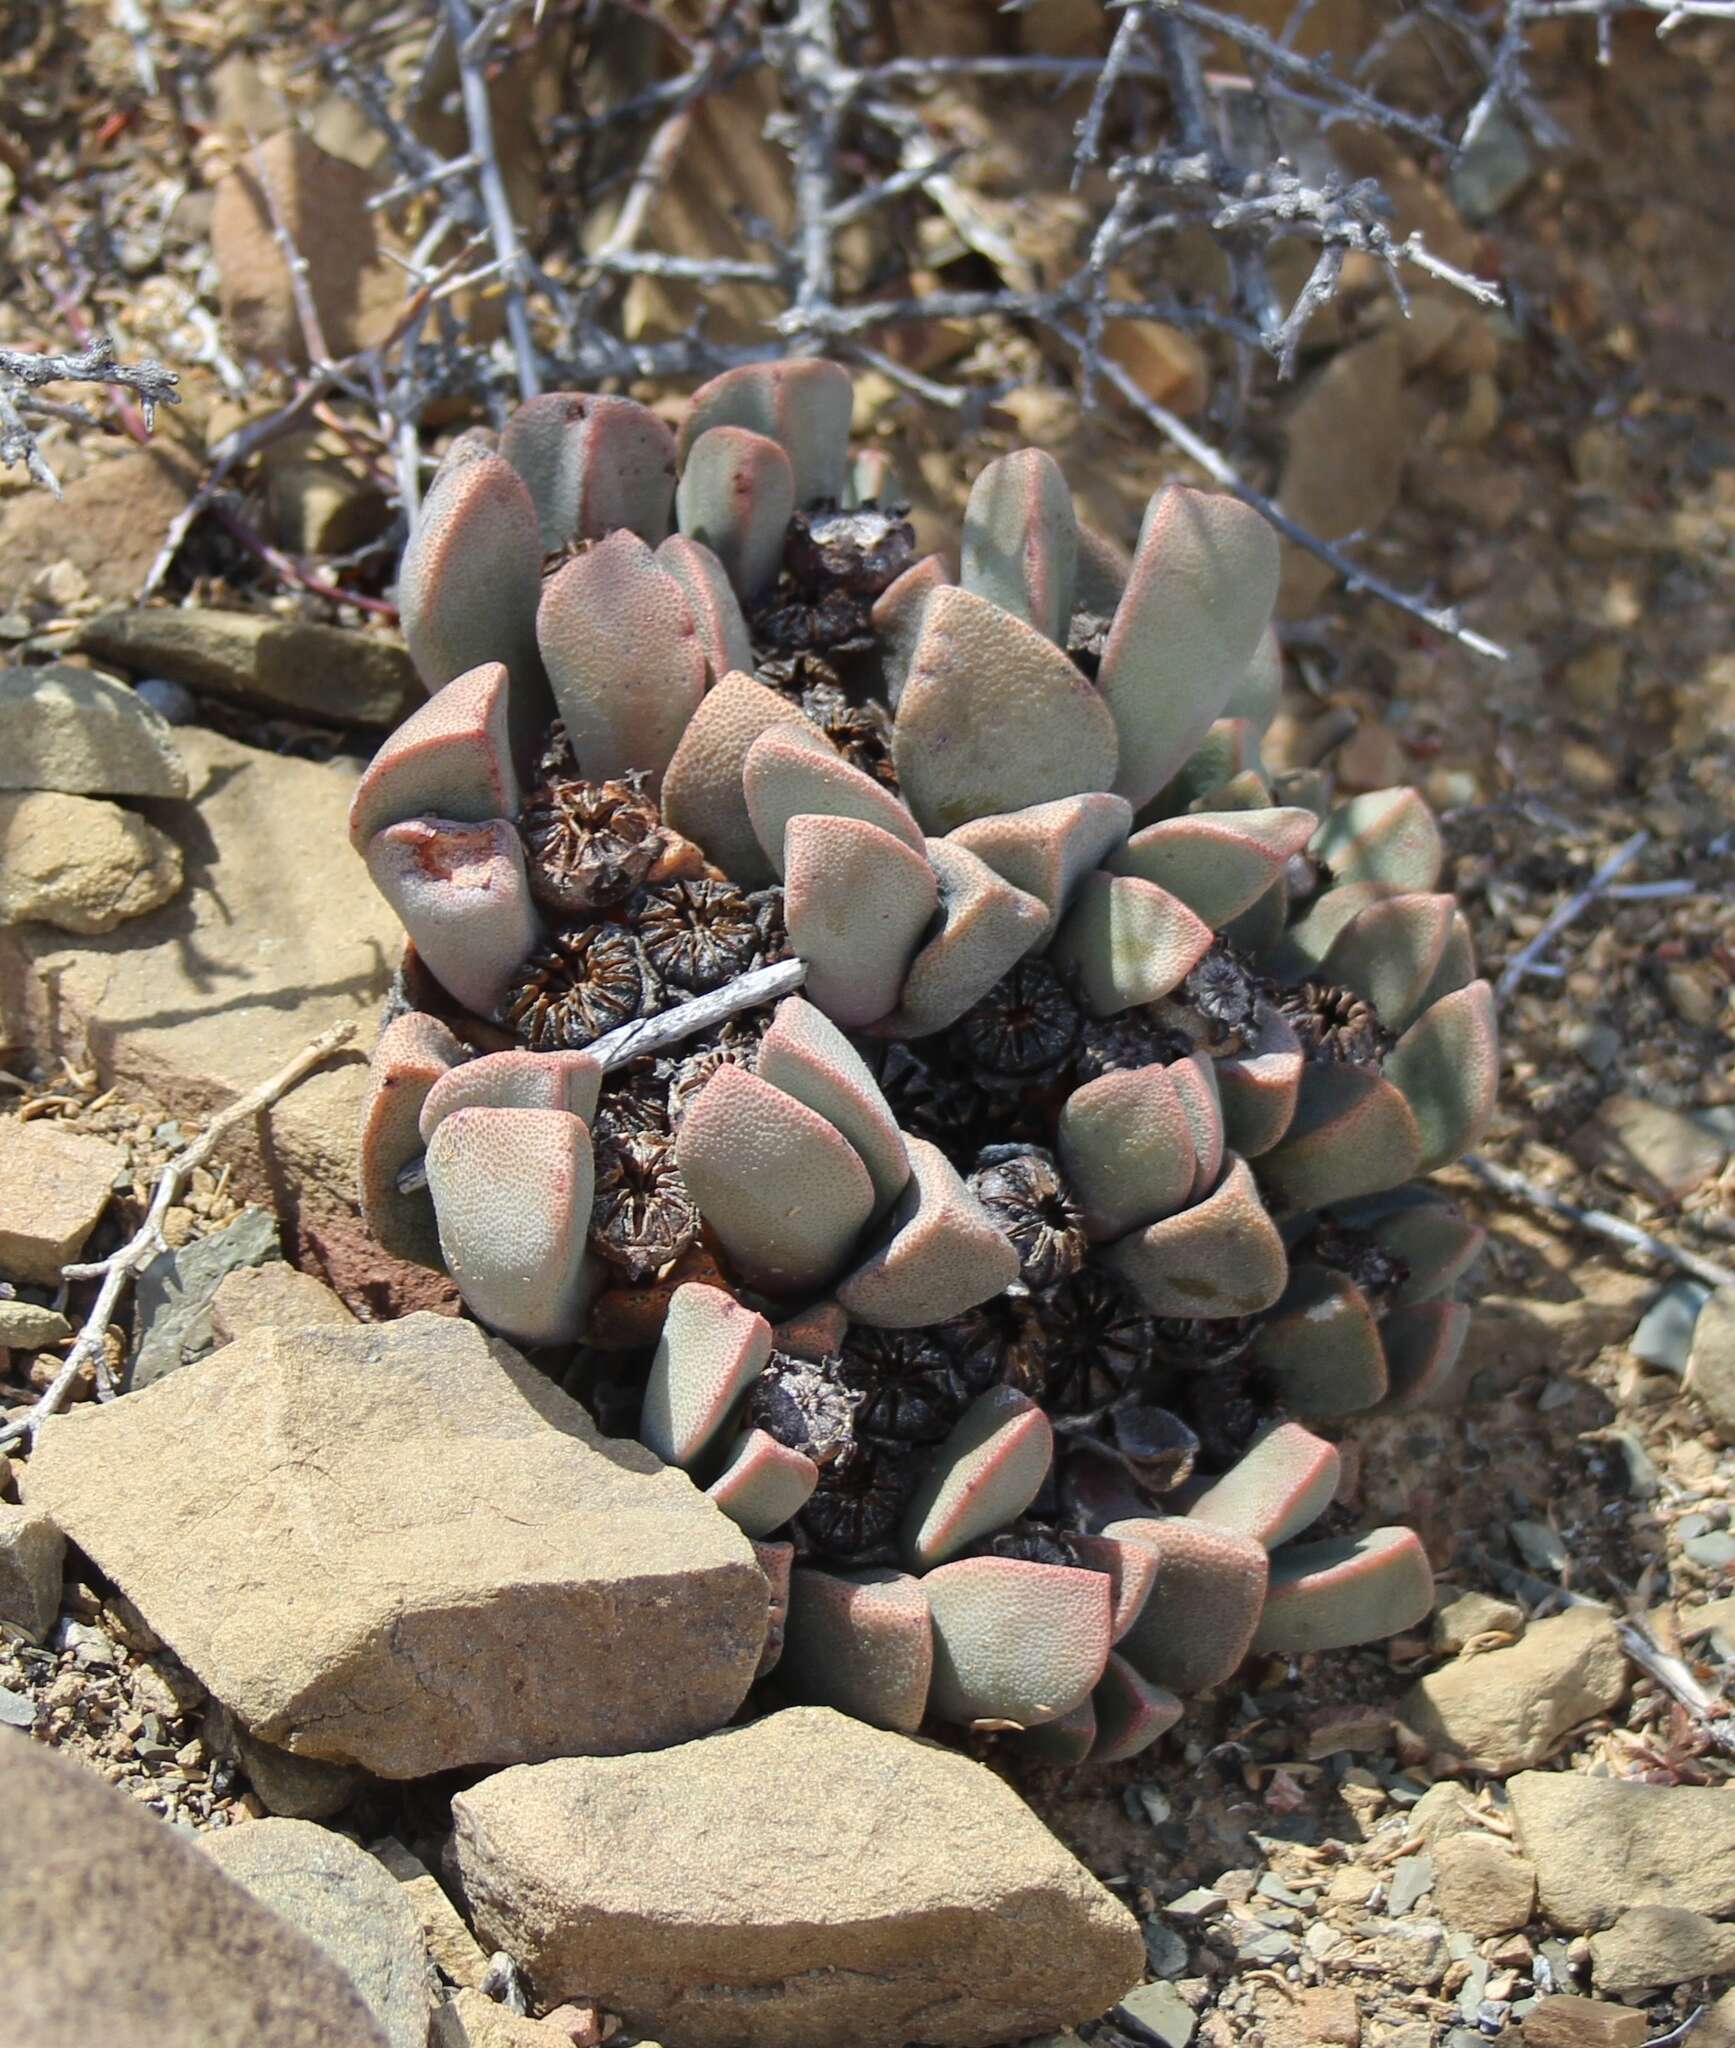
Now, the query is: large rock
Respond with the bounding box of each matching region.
[1687,1286,1735,1443]
[130,1206,282,1388]
[0,789,184,933]
[0,442,199,604]
[1509,1771,1735,1930]
[450,1705,1144,2048]
[0,1119,121,1284]
[1588,1905,1735,1994]
[202,1818,436,2048]
[22,1314,767,1778]
[72,609,419,728]
[0,1503,64,1642]
[0,663,188,797]
[4,1730,390,2046]
[0,725,437,1312]
[212,1260,358,1345]
[1429,1829,1537,1938]
[1402,1605,1627,1773]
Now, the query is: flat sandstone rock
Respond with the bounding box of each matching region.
[450,1705,1144,2048]
[23,1314,769,1778]
[1509,1769,1735,1930]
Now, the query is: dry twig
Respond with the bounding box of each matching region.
[0,337,180,497]
[1464,1153,1735,1291]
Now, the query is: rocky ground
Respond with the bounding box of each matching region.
[2,5,1734,2048]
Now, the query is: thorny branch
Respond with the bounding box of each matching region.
[0,337,180,497]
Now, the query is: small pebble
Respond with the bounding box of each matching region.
[134,678,198,725]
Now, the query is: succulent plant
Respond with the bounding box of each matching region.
[352,359,1496,1763]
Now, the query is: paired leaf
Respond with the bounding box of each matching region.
[1188,1422,1341,1552]
[947,792,1134,948]
[1103,1155,1289,1317]
[1250,1266,1388,1416]
[1057,1062,1199,1243]
[639,1280,774,1471]
[780,1567,934,1734]
[1384,980,1499,1172]
[662,671,821,885]
[499,391,676,551]
[679,358,854,506]
[1049,872,1214,1017]
[364,819,539,1018]
[348,660,518,854]
[397,453,544,710]
[1311,788,1443,892]
[755,996,911,1216]
[1255,1064,1424,1213]
[655,534,755,679]
[1107,1517,1270,1695]
[838,1136,1022,1331]
[1253,1527,1434,1656]
[876,840,1049,1039]
[744,723,926,876]
[419,1048,603,1142]
[959,447,1079,644]
[676,425,796,599]
[782,813,938,1028]
[923,1557,1113,1727]
[1109,807,1315,928]
[358,1010,467,1268]
[1090,1654,1183,1764]
[707,1429,820,1538]
[901,1385,1054,1570]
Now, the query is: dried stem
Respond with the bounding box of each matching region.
[1495,828,1652,1002]
[0,338,180,497]
[1464,1153,1735,1291]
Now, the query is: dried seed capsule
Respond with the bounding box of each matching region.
[1021,1270,1154,1415]
[955,958,1082,1083]
[1073,1007,1194,1083]
[798,675,898,788]
[967,1145,1087,1290]
[632,877,763,993]
[750,1352,858,1468]
[1148,1313,1258,1374]
[1178,937,1263,1046]
[797,1444,918,1559]
[837,1327,965,1448]
[979,1519,1079,1568]
[1305,1217,1410,1310]
[664,1024,763,1127]
[1275,978,1392,1067]
[787,504,918,599]
[519,769,663,915]
[591,1067,673,1141]
[501,925,661,1049]
[589,1126,698,1279]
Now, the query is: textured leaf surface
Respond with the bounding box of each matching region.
[639,1281,774,1471]
[661,672,820,885]
[838,1136,1022,1330]
[948,793,1134,947]
[1384,980,1499,1172]
[419,1049,603,1142]
[780,1567,934,1733]
[924,1557,1113,1727]
[1253,1527,1433,1655]
[1188,1422,1341,1552]
[364,819,539,1018]
[1049,872,1214,1017]
[676,425,796,599]
[877,840,1049,1038]
[706,1429,820,1538]
[499,392,677,551]
[744,724,926,876]
[783,814,938,1028]
[398,453,543,709]
[1103,1155,1288,1316]
[1105,1517,1269,1695]
[655,534,755,680]
[358,1010,466,1268]
[1090,1654,1183,1764]
[755,996,911,1216]
[678,358,854,506]
[1256,1064,1424,1212]
[1250,1266,1388,1416]
[1109,807,1314,928]
[960,448,1079,644]
[348,661,518,853]
[901,1386,1054,1570]
[1058,1063,1197,1242]
[1311,788,1443,892]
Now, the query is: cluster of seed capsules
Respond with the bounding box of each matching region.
[352,361,1497,1763]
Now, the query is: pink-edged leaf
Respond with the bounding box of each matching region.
[1216,1006,1304,1158]
[675,425,796,599]
[706,1428,820,1538]
[535,529,706,794]
[744,723,926,875]
[1073,1532,1161,1643]
[655,534,756,680]
[1145,715,1265,820]
[782,813,938,1028]
[1384,979,1499,1173]
[1104,1154,1288,1318]
[674,1065,876,1297]
[1320,892,1455,1034]
[892,585,1120,834]
[874,840,1049,1039]
[1412,907,1478,1017]
[780,1566,934,1734]
[1012,1695,1097,1766]
[1223,623,1284,732]
[1106,1517,1269,1695]
[1097,485,1280,811]
[661,671,822,885]
[678,358,854,506]
[1249,1265,1388,1416]
[1169,1050,1225,1200]
[1275,880,1400,977]
[358,1010,467,1268]
[1188,1421,1341,1552]
[771,1298,850,1363]
[1109,807,1315,928]
[1253,1527,1434,1656]
[498,391,676,550]
[1377,1299,1472,1412]
[1255,1063,1424,1213]
[755,997,910,1216]
[348,660,518,854]
[1073,518,1132,613]
[364,818,539,1018]
[425,1105,596,1345]
[924,1556,1113,1728]
[837,1135,1021,1332]
[900,1386,1054,1571]
[639,1279,773,1472]
[1090,1653,1183,1764]
[1311,787,1443,892]
[397,451,543,707]
[1333,1188,1486,1306]
[947,792,1134,948]
[960,447,1079,644]
[871,553,948,708]
[753,1538,793,1679]
[1049,871,1214,1017]
[419,1047,603,1142]
[1057,1062,1197,1242]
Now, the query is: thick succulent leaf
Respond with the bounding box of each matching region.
[639,1280,774,1471]
[1073,519,1132,614]
[1073,1532,1161,1642]
[419,1048,603,1142]
[947,792,1134,948]
[1274,880,1400,978]
[499,391,677,551]
[1321,892,1455,1035]
[744,723,926,876]
[1333,1187,1486,1306]
[655,534,755,679]
[364,819,539,1017]
[1223,872,1290,961]
[1057,1062,1197,1242]
[1091,1654,1184,1764]
[674,1065,877,1297]
[675,425,796,599]
[771,1298,850,1363]
[780,1567,934,1734]
[924,1557,1113,1727]
[1107,1517,1270,1694]
[754,1538,793,1678]
[1143,717,1265,822]
[348,660,518,854]
[678,358,854,506]
[871,554,948,709]
[1377,1299,1472,1411]
[846,447,902,507]
[1311,788,1443,892]
[536,530,707,794]
[838,1135,1022,1330]
[1189,1422,1341,1552]
[782,813,938,1028]
[427,425,497,487]
[1223,624,1284,733]
[662,671,822,885]
[1049,872,1214,1017]
[1169,1051,1226,1200]
[1109,807,1315,927]
[892,586,1120,834]
[1384,980,1499,1172]
[398,452,543,707]
[755,996,911,1216]
[875,840,1049,1039]
[901,1386,1054,1570]
[426,1106,596,1345]
[1412,908,1478,1017]
[1013,1696,1097,1766]
[1103,1154,1288,1318]
[706,1428,820,1538]
[960,447,1079,644]
[1249,1265,1387,1415]
[1256,1064,1424,1213]
[1097,485,1281,811]
[358,1010,467,1268]
[1215,1007,1305,1159]
[1253,1527,1434,1656]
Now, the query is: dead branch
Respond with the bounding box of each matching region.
[0,337,180,497]
[1464,1154,1735,1291]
